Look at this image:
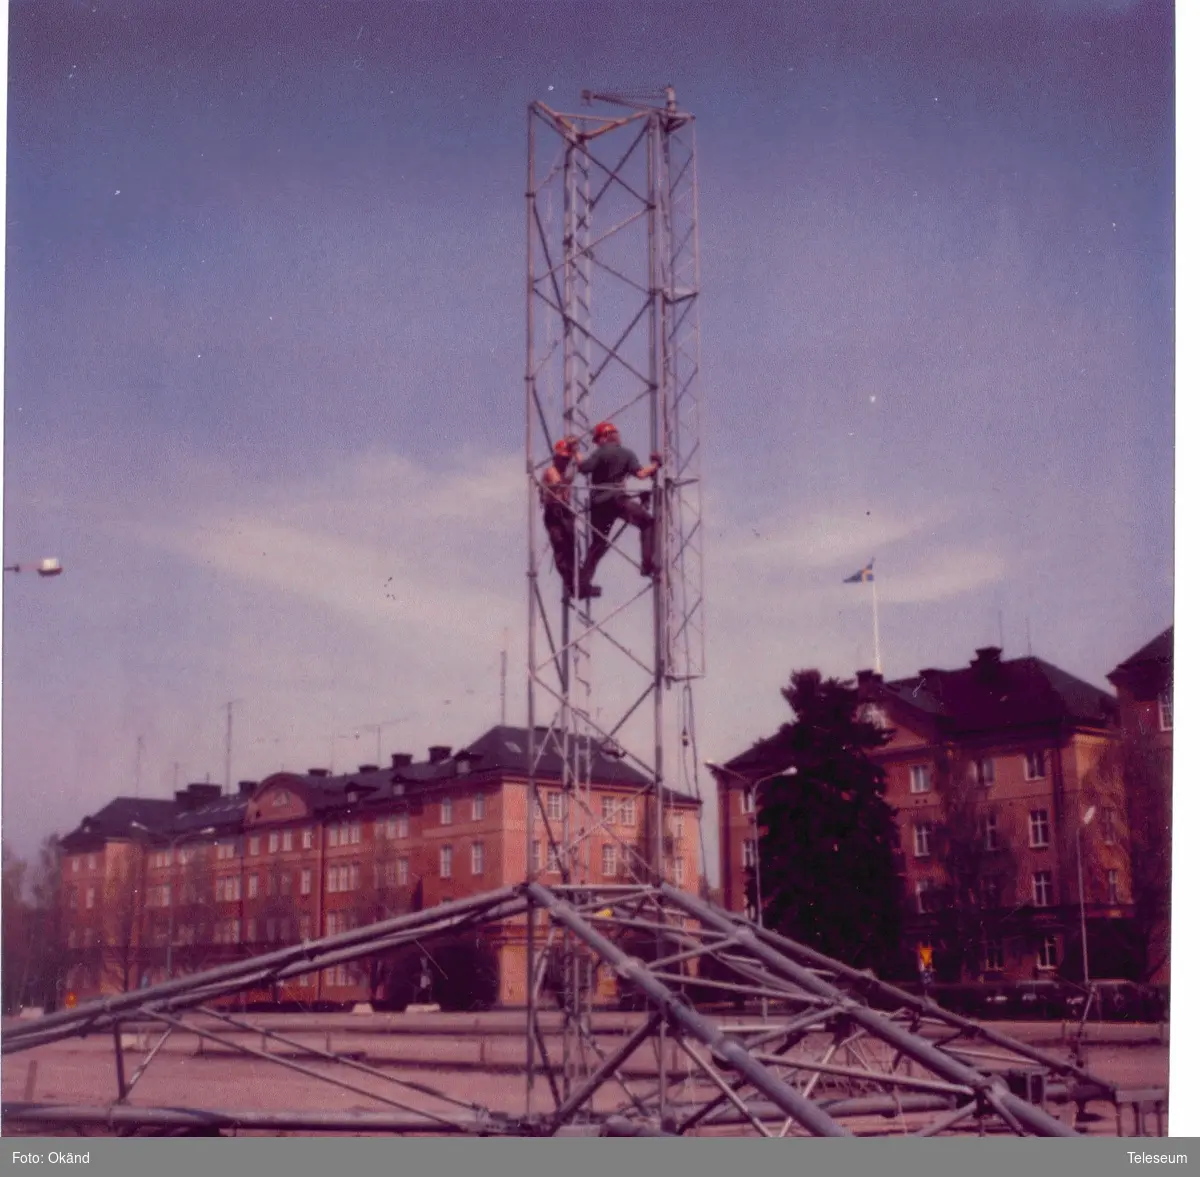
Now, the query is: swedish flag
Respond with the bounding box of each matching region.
[844,559,875,584]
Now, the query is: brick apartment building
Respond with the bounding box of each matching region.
[1106,626,1173,985]
[712,646,1148,984]
[59,724,702,1007]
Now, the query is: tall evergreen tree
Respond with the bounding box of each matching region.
[756,670,905,977]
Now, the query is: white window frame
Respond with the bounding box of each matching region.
[248,873,259,899]
[398,814,409,839]
[546,791,562,821]
[621,798,636,827]
[72,858,80,874]
[914,879,932,914]
[439,845,452,879]
[971,757,996,787]
[741,838,756,869]
[471,841,484,876]
[672,855,684,885]
[249,835,260,856]
[1029,809,1051,849]
[282,830,293,852]
[1159,687,1173,732]
[398,856,409,885]
[601,797,617,823]
[440,798,453,826]
[739,787,756,814]
[1024,750,1046,780]
[472,793,485,821]
[909,764,931,794]
[349,822,362,845]
[531,840,542,873]
[268,831,279,854]
[982,939,1003,971]
[300,869,312,896]
[1032,871,1053,908]
[601,843,617,878]
[1107,869,1120,904]
[913,823,932,858]
[984,813,1000,852]
[1036,935,1058,970]
[302,828,314,850]
[1102,807,1117,846]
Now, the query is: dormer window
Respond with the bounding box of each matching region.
[1159,687,1173,732]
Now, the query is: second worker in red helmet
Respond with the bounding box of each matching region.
[576,422,662,599]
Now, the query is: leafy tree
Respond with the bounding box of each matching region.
[924,753,1019,981]
[2,842,30,1012]
[1082,725,1170,982]
[756,670,905,978]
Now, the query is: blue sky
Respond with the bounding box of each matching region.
[2,0,1176,868]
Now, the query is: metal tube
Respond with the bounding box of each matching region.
[526,881,849,1136]
[661,885,1076,1137]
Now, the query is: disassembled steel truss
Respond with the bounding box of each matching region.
[4,880,1116,1136]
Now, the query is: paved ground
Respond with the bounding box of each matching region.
[1,1012,1169,1138]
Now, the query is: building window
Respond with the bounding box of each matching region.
[472,793,485,821]
[440,799,453,826]
[531,840,542,873]
[982,939,1004,971]
[327,827,338,848]
[349,822,362,844]
[268,831,279,854]
[265,918,277,943]
[68,887,78,909]
[621,798,635,827]
[246,917,257,943]
[349,863,360,890]
[913,823,932,858]
[302,828,314,850]
[984,813,1000,852]
[547,791,562,821]
[672,855,684,885]
[1101,808,1117,845]
[216,842,236,861]
[439,846,452,879]
[914,879,933,914]
[299,914,312,940]
[87,854,97,870]
[971,758,996,787]
[1029,809,1051,848]
[398,856,409,885]
[249,835,260,856]
[739,787,756,814]
[1032,871,1053,908]
[602,844,617,877]
[602,797,617,823]
[1037,936,1059,970]
[471,842,484,876]
[910,765,931,794]
[397,814,409,839]
[741,838,756,869]
[280,871,292,896]
[1107,869,1120,904]
[248,873,259,899]
[672,814,684,840]
[1159,687,1173,732]
[300,869,312,896]
[282,830,293,852]
[71,858,80,874]
[981,876,1002,909]
[1024,750,1046,780]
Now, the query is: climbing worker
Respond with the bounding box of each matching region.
[577,421,661,598]
[541,436,581,596]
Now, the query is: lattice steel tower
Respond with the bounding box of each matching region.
[524,87,705,1106]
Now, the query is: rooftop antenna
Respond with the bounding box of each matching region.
[1026,616,1033,657]
[134,735,144,798]
[501,628,509,726]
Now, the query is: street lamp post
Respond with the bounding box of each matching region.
[705,762,798,926]
[1076,805,1097,988]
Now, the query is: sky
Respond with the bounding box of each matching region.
[1,0,1178,875]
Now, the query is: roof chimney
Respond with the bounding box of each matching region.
[357,764,379,774]
[391,752,413,768]
[238,780,258,797]
[308,768,329,778]
[971,646,1003,669]
[186,783,221,804]
[429,745,452,764]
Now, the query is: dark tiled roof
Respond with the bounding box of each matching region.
[1109,627,1173,680]
[884,654,1116,735]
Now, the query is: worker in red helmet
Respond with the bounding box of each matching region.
[541,436,582,597]
[576,421,662,598]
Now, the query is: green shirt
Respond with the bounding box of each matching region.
[578,442,642,506]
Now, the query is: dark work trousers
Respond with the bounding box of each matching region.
[579,494,656,590]
[543,501,577,593]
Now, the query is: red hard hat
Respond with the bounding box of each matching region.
[553,438,574,458]
[593,421,618,443]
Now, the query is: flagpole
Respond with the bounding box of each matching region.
[871,571,881,675]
